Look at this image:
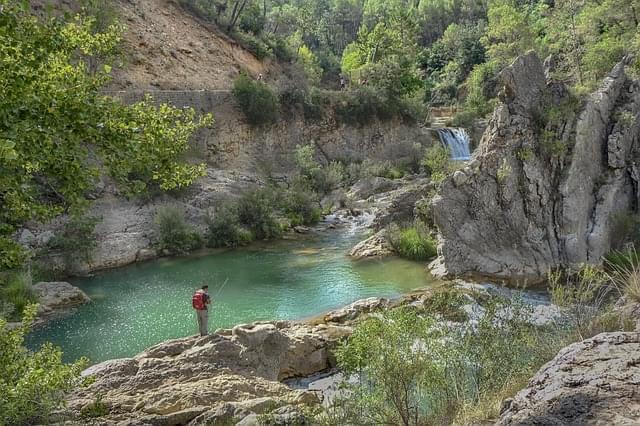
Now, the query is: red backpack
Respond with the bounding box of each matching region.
[192,291,206,310]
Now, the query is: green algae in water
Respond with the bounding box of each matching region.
[27,232,434,363]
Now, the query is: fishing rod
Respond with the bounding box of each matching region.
[214,278,229,298]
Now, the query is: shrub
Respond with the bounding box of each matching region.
[294,145,345,194]
[0,272,37,321]
[154,206,203,255]
[334,87,391,126]
[423,144,453,184]
[237,189,282,240]
[48,215,100,266]
[332,300,555,425]
[451,110,477,128]
[265,35,294,62]
[0,305,88,425]
[388,222,438,261]
[232,31,271,60]
[281,186,321,226]
[548,265,615,339]
[0,238,28,271]
[607,249,640,303]
[206,205,253,248]
[316,161,346,194]
[233,75,279,126]
[422,288,469,322]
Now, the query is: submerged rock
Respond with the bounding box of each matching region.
[433,52,640,281]
[497,332,640,425]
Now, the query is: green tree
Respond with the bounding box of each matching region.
[0,305,88,425]
[232,74,279,126]
[481,0,542,65]
[0,1,212,269]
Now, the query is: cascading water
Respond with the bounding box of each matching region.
[437,128,472,161]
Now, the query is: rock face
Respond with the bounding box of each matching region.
[348,230,394,259]
[65,321,348,424]
[433,52,640,281]
[497,332,640,425]
[32,281,90,321]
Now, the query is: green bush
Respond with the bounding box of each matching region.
[154,206,203,255]
[48,215,100,266]
[237,189,282,240]
[232,31,271,60]
[332,301,552,425]
[265,35,294,62]
[423,144,453,184]
[293,145,346,194]
[281,186,322,226]
[451,109,477,128]
[206,205,253,248]
[334,87,391,126]
[423,288,469,322]
[233,75,279,126]
[0,305,88,425]
[0,272,37,321]
[388,223,438,261]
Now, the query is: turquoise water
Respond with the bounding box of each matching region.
[26,230,434,364]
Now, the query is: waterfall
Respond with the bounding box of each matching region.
[437,128,472,161]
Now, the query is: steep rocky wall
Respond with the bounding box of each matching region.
[25,91,430,274]
[108,89,432,172]
[432,52,640,282]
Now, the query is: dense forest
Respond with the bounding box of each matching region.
[184,0,640,124]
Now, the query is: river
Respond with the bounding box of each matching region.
[27,228,435,363]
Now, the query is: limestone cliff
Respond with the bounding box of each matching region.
[432,52,640,281]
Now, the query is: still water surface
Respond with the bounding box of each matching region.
[27,230,434,363]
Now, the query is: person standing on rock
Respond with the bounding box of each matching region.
[192,285,211,336]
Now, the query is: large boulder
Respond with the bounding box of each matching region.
[348,230,394,259]
[64,321,343,424]
[497,332,640,425]
[433,52,640,281]
[32,281,90,321]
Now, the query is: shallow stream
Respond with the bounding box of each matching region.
[27,229,435,363]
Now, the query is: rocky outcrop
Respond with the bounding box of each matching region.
[348,230,394,259]
[32,281,90,322]
[433,52,640,281]
[64,320,350,424]
[370,177,432,230]
[497,332,640,425]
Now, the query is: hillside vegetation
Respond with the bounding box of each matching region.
[180,0,640,124]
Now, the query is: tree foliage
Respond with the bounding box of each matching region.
[0,305,88,425]
[0,1,212,270]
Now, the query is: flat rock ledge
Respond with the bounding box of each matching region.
[62,321,352,425]
[497,331,640,425]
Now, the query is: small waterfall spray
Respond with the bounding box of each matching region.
[437,128,472,161]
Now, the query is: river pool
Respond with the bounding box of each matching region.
[27,229,435,363]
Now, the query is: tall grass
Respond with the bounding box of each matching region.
[605,247,640,303]
[0,273,37,321]
[388,222,438,261]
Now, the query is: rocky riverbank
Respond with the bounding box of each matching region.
[57,283,570,425]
